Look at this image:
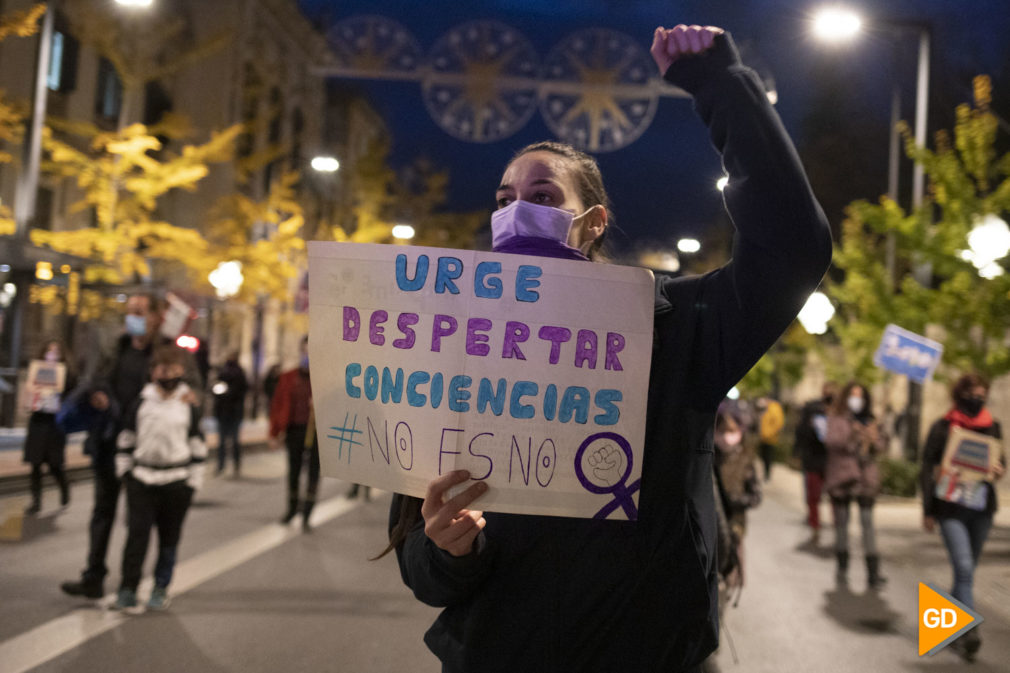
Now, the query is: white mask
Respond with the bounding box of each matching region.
[491,199,585,248]
[721,431,743,447]
[847,395,865,415]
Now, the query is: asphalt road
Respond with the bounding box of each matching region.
[2,453,1008,672]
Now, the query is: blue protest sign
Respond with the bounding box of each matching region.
[873,324,943,383]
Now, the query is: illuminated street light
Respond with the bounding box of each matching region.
[962,213,1010,279]
[716,176,729,191]
[311,155,340,173]
[114,0,154,7]
[797,291,835,335]
[209,260,244,298]
[392,224,415,240]
[812,6,862,42]
[677,238,701,254]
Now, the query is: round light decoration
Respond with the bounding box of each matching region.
[422,21,540,143]
[326,15,422,75]
[539,28,658,153]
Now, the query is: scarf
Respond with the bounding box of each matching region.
[492,235,590,262]
[944,406,994,431]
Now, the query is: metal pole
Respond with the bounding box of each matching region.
[904,26,931,462]
[885,83,900,287]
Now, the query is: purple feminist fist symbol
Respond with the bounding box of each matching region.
[574,432,640,520]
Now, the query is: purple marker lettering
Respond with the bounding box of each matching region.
[394,421,413,470]
[502,321,530,360]
[438,428,464,475]
[538,326,571,365]
[466,318,492,356]
[467,432,494,480]
[605,332,625,371]
[573,329,598,369]
[393,313,419,349]
[431,315,458,352]
[343,306,360,341]
[369,310,388,345]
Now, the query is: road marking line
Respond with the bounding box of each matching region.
[0,494,362,673]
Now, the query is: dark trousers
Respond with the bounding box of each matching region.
[120,477,194,591]
[758,442,775,480]
[29,460,69,507]
[216,416,242,472]
[285,423,320,502]
[84,459,122,583]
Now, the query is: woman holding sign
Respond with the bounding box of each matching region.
[22,340,75,515]
[384,25,831,672]
[921,373,1006,662]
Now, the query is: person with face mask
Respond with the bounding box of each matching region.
[824,381,887,590]
[382,24,832,673]
[269,335,320,530]
[61,292,201,600]
[920,373,1006,662]
[22,340,76,514]
[111,346,207,611]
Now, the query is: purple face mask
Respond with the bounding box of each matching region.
[491,200,590,261]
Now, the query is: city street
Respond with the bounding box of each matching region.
[1,452,1009,673]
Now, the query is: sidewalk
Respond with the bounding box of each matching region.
[0,417,270,480]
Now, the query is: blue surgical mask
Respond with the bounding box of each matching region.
[125,314,147,337]
[300,354,310,370]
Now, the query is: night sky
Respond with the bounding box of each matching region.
[297,0,1010,258]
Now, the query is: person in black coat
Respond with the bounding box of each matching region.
[920,373,1006,662]
[22,340,75,514]
[793,381,837,545]
[381,25,832,673]
[212,352,249,477]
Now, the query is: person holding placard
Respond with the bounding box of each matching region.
[920,373,1006,661]
[379,24,832,673]
[22,340,75,515]
[824,381,887,590]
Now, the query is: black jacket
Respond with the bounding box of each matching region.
[392,33,832,673]
[212,360,249,421]
[794,398,829,474]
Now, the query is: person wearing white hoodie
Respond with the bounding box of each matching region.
[113,346,207,612]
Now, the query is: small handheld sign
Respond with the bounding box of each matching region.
[873,324,943,383]
[308,242,655,519]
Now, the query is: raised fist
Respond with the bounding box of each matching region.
[588,443,624,486]
[649,24,724,74]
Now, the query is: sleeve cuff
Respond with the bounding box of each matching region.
[661,32,745,96]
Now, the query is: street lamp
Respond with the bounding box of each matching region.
[811,6,931,279]
[962,214,1010,279]
[677,238,701,254]
[716,176,728,192]
[311,155,340,173]
[114,0,155,7]
[392,224,415,240]
[797,291,835,335]
[209,261,244,299]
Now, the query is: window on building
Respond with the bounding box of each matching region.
[290,107,304,170]
[143,82,173,126]
[46,23,79,93]
[34,187,54,230]
[95,57,122,122]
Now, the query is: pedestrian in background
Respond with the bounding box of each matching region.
[794,381,836,545]
[22,340,75,515]
[824,381,887,590]
[381,24,832,672]
[713,410,762,593]
[921,373,1006,662]
[113,346,207,611]
[60,293,164,599]
[756,395,784,481]
[269,336,319,531]
[212,351,248,478]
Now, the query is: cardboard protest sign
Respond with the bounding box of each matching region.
[308,242,654,519]
[23,360,66,413]
[935,425,1004,511]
